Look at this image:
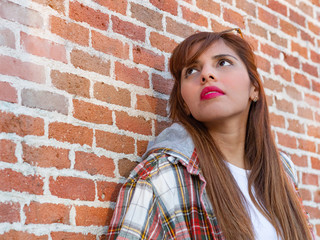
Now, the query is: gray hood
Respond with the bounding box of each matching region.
[142,123,195,162]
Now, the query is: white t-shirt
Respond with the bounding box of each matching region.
[226,161,281,240]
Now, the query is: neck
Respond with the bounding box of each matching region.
[206,119,248,169]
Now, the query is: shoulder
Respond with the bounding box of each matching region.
[279,152,298,186]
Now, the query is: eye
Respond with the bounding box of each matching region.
[185,67,198,77]
[218,59,232,67]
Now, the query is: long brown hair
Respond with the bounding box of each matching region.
[169,31,312,240]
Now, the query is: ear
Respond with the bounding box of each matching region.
[250,86,259,102]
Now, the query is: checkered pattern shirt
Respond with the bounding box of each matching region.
[106,149,314,240]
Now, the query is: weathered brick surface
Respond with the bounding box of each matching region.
[1,0,320,238]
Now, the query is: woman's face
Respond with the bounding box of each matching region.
[180,39,257,128]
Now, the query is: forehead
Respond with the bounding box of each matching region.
[188,39,238,61]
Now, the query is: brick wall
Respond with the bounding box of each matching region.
[0,0,319,239]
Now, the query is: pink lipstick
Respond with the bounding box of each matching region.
[200,86,225,100]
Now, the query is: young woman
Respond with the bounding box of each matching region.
[106,29,314,240]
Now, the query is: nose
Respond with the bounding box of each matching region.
[201,65,215,84]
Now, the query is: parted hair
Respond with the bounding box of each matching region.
[169,31,312,240]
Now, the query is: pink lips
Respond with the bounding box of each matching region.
[200,86,225,100]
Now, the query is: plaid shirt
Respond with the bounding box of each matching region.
[106,149,314,240]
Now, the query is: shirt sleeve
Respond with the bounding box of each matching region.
[280,152,315,240]
[106,177,166,240]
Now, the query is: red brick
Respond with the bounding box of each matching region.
[235,0,256,17]
[275,97,294,113]
[289,9,306,27]
[155,120,171,136]
[95,131,135,154]
[298,138,316,153]
[92,31,129,59]
[97,181,122,201]
[285,85,302,101]
[270,33,287,48]
[70,1,108,30]
[301,30,314,44]
[263,78,283,92]
[0,111,44,137]
[305,93,320,108]
[256,55,271,72]
[277,132,297,149]
[51,232,96,240]
[258,7,278,28]
[166,17,196,39]
[112,15,146,42]
[274,65,291,82]
[266,94,274,107]
[297,106,313,120]
[196,0,220,16]
[0,168,44,194]
[307,125,320,138]
[116,111,152,135]
[311,50,320,64]
[117,158,138,178]
[299,189,311,202]
[0,230,47,240]
[20,32,67,63]
[136,95,168,116]
[0,81,17,103]
[269,113,285,128]
[299,2,313,16]
[32,0,65,13]
[288,119,305,134]
[149,32,178,53]
[76,206,113,226]
[314,190,320,204]
[302,63,318,78]
[302,172,319,186]
[0,139,17,163]
[284,54,299,68]
[0,27,15,48]
[133,46,165,71]
[0,1,43,28]
[22,143,70,169]
[115,62,149,88]
[291,154,308,167]
[24,201,70,224]
[137,140,148,156]
[131,3,163,31]
[181,6,208,27]
[21,89,68,115]
[94,82,131,107]
[93,0,127,14]
[49,176,95,201]
[223,8,245,28]
[0,202,20,223]
[50,16,89,46]
[248,20,268,39]
[150,0,178,15]
[211,19,228,32]
[0,55,45,83]
[152,74,174,95]
[291,41,307,59]
[260,43,280,58]
[312,79,320,93]
[75,151,115,177]
[268,0,287,16]
[73,99,113,125]
[49,122,93,146]
[308,21,320,35]
[71,49,110,76]
[294,73,310,89]
[51,70,90,98]
[311,157,320,170]
[280,19,297,37]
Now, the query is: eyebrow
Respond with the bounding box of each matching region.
[212,54,238,61]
